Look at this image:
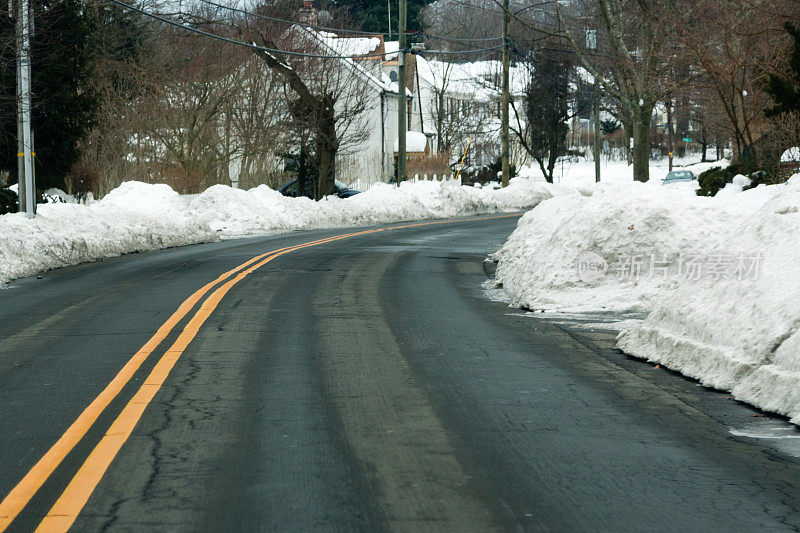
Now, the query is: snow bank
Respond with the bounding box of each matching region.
[1,177,554,284]
[0,182,213,284]
[618,175,800,422]
[495,169,800,424]
[189,177,556,237]
[493,181,746,312]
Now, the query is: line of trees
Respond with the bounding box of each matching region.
[2,0,798,195]
[1,0,382,198]
[418,0,800,183]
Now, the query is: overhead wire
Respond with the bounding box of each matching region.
[105,0,509,60]
[416,44,505,56]
[196,0,505,49]
[194,0,391,37]
[105,0,389,59]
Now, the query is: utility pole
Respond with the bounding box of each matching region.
[387,0,392,39]
[593,82,600,183]
[16,0,35,217]
[587,29,600,183]
[397,0,407,183]
[500,0,510,188]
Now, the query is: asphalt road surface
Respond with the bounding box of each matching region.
[2,214,800,532]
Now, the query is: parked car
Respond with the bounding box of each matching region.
[279,179,361,199]
[662,170,696,185]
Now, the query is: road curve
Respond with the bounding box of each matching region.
[2,215,800,532]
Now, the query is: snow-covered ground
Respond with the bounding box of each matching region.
[493,157,800,426]
[517,155,725,188]
[0,177,557,286]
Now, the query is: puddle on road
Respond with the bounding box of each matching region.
[480,279,646,332]
[515,311,647,332]
[730,420,800,457]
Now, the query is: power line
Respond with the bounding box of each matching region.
[197,0,505,47]
[104,0,388,60]
[420,33,503,44]
[416,44,505,56]
[194,0,392,37]
[106,0,508,62]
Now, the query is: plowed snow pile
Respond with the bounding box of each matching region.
[494,174,800,424]
[1,177,555,284]
[189,178,555,235]
[617,179,800,423]
[0,182,211,284]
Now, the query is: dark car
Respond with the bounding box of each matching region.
[279,179,360,199]
[662,170,697,185]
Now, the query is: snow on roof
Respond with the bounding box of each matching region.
[384,41,399,60]
[414,55,526,102]
[394,131,429,153]
[781,147,800,163]
[292,27,399,94]
[316,31,381,57]
[574,66,594,84]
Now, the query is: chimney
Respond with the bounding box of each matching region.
[299,0,318,26]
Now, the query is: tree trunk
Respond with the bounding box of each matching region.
[666,100,675,172]
[620,120,632,164]
[315,99,337,200]
[298,144,311,198]
[545,154,556,184]
[701,125,708,162]
[631,107,652,182]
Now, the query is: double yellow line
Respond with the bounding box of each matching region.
[0,214,520,532]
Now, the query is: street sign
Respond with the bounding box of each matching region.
[682,137,692,143]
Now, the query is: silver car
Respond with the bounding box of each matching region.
[662,170,696,185]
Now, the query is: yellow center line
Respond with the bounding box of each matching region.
[0,213,521,532]
[0,234,353,531]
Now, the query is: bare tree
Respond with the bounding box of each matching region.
[239,4,372,199]
[222,57,287,189]
[557,0,687,182]
[674,0,794,163]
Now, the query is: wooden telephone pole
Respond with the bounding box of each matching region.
[500,0,510,187]
[397,0,407,183]
[16,0,35,216]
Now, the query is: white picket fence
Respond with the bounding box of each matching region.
[348,174,462,191]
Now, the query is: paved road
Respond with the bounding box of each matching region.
[2,214,800,532]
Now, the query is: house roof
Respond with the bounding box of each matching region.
[413,54,527,102]
[296,27,408,96]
